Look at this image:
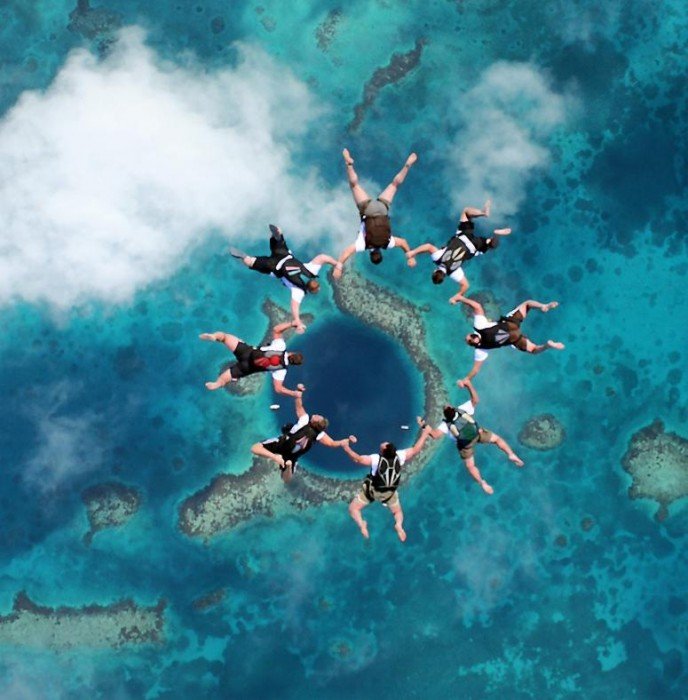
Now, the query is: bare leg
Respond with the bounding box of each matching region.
[460,199,491,222]
[348,498,370,539]
[378,152,418,204]
[205,369,234,391]
[199,332,241,352]
[251,443,286,470]
[390,503,406,542]
[526,339,566,354]
[489,433,524,467]
[514,299,559,319]
[462,456,494,495]
[342,149,371,207]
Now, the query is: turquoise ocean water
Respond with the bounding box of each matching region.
[1,1,687,697]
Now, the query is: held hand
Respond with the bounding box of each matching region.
[457,378,468,388]
[296,383,306,392]
[295,323,307,334]
[348,435,358,444]
[416,416,427,428]
[332,267,343,280]
[407,256,417,268]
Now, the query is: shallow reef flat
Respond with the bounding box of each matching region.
[519,414,566,451]
[622,420,688,521]
[179,269,448,539]
[0,592,165,650]
[81,481,141,545]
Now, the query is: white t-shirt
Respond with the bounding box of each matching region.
[472,314,495,362]
[436,401,475,442]
[431,248,466,283]
[354,221,396,252]
[288,413,326,452]
[276,262,322,303]
[367,449,408,475]
[260,337,288,382]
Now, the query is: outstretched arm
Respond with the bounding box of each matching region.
[407,242,438,258]
[334,244,357,279]
[311,253,339,268]
[459,359,485,385]
[460,378,480,407]
[392,237,416,267]
[341,438,373,467]
[404,425,433,461]
[290,297,306,333]
[319,433,355,450]
[273,379,305,398]
[449,277,470,304]
[417,416,444,440]
[272,319,298,340]
[454,295,485,316]
[293,389,306,419]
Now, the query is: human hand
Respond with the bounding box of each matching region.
[295,323,307,334]
[348,435,358,444]
[480,479,494,495]
[407,257,416,268]
[296,383,306,392]
[457,378,468,388]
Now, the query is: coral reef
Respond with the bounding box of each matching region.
[81,481,141,545]
[67,0,122,40]
[622,420,688,521]
[518,414,566,450]
[349,39,426,132]
[0,592,165,649]
[315,9,343,51]
[179,270,448,539]
[192,588,226,611]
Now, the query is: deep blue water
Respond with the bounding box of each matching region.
[0,1,687,698]
[284,315,422,474]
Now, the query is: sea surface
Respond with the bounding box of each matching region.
[0,1,687,698]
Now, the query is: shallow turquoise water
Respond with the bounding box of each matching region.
[0,0,687,698]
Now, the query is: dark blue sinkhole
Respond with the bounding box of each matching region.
[272,314,423,477]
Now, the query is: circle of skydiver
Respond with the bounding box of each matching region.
[200,149,565,541]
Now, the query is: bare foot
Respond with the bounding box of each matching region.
[544,301,559,312]
[481,480,494,495]
[199,333,218,342]
[205,381,220,390]
[342,148,354,166]
[494,227,512,235]
[509,453,525,467]
[359,520,369,539]
[395,524,407,542]
[405,153,418,168]
[483,199,492,217]
[547,340,565,350]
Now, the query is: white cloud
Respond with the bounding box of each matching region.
[23,382,106,493]
[445,62,572,216]
[0,28,352,310]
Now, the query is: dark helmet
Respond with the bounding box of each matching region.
[370,249,383,265]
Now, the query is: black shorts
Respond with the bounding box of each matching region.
[230,341,255,379]
[458,219,475,233]
[261,435,293,460]
[251,234,291,275]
